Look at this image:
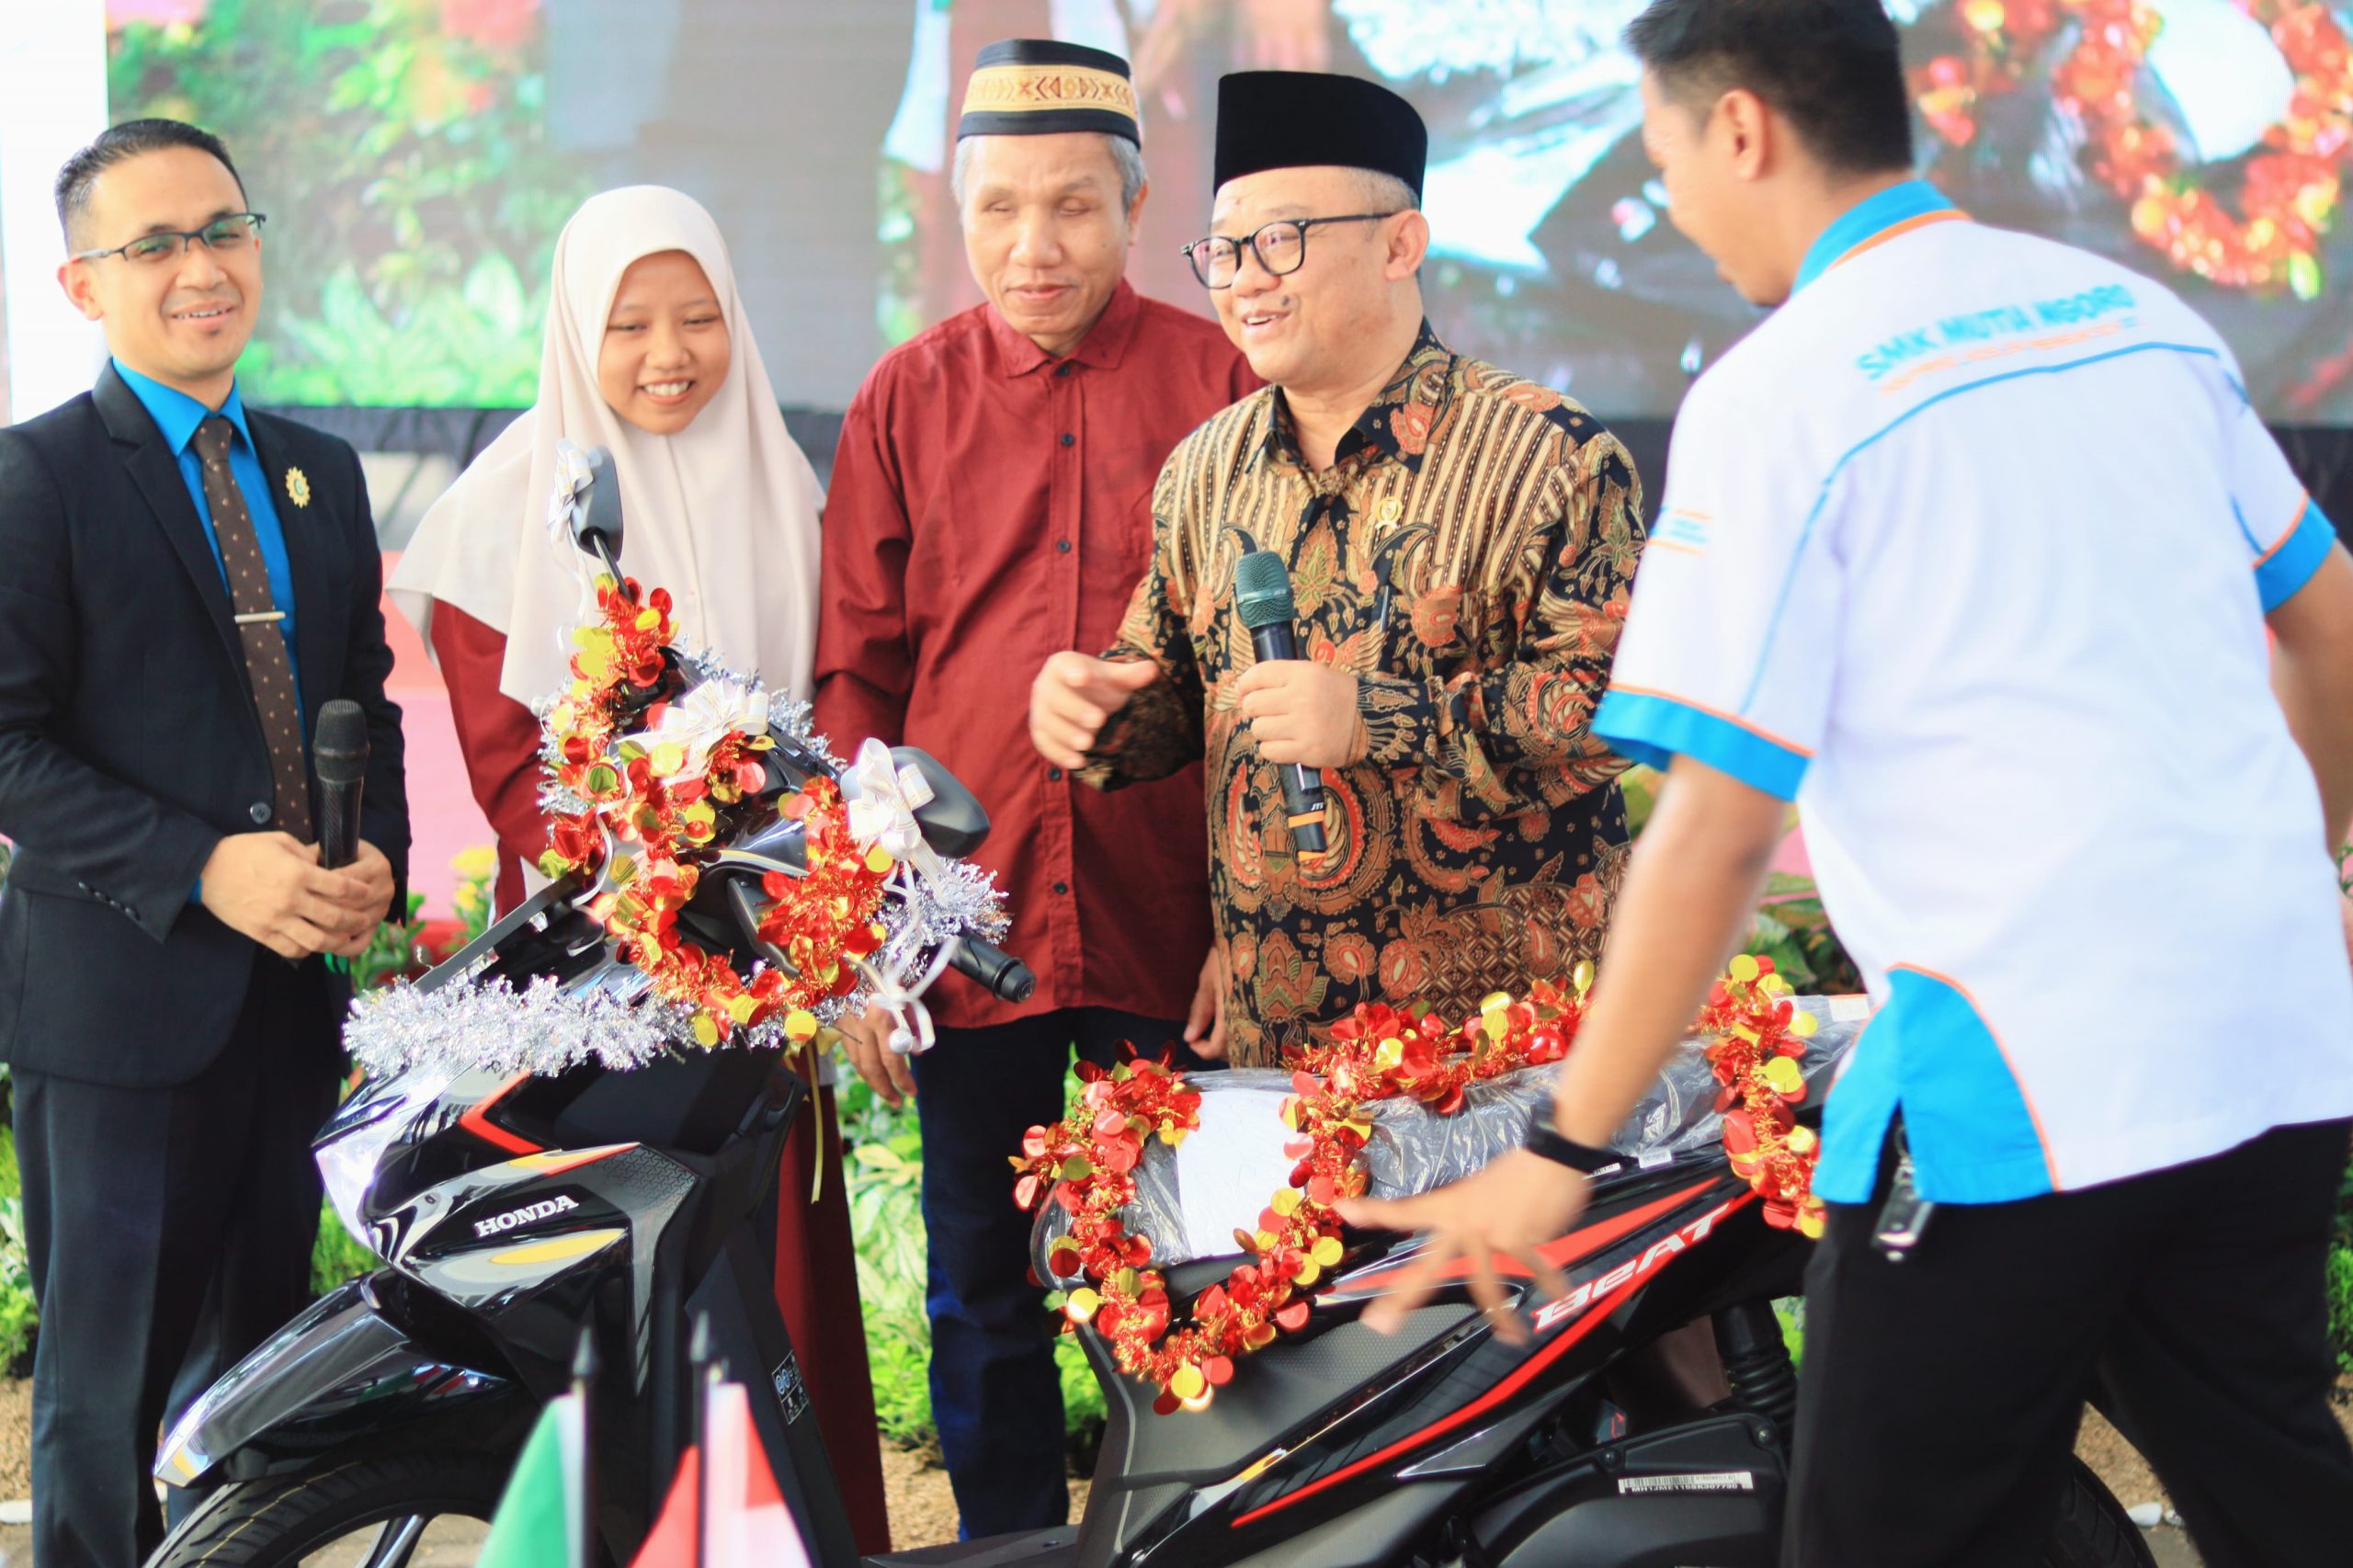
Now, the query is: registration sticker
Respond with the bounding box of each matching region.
[1618,1471,1756,1494]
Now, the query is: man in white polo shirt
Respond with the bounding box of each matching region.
[1344,3,2353,1564]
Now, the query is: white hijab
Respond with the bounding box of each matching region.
[392,186,823,705]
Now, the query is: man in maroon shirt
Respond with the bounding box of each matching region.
[813,40,1257,1536]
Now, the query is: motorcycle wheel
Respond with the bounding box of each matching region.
[148,1450,511,1568]
[2043,1457,2159,1568]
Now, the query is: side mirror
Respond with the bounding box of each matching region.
[573,445,624,575]
[890,746,991,858]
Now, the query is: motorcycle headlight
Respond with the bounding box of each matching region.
[315,1065,461,1256]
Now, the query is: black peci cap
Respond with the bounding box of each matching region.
[1213,71,1427,199]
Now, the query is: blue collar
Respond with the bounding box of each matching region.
[1792,180,1962,295]
[112,358,253,458]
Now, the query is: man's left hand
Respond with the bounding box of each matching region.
[324,840,398,960]
[1338,1149,1588,1345]
[1235,659,1366,769]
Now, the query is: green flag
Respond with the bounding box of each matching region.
[477,1393,587,1568]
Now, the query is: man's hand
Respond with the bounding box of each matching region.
[198,833,379,960]
[1030,653,1161,771]
[839,1004,917,1108]
[324,840,399,959]
[1234,660,1366,769]
[1337,1150,1587,1346]
[1184,939,1230,1061]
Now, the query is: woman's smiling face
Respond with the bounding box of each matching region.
[597,249,731,435]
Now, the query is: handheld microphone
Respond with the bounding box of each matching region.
[1233,551,1329,857]
[313,699,369,871]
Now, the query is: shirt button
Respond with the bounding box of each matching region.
[1047,766,1064,781]
[249,801,272,824]
[1056,539,1072,553]
[1055,362,1074,378]
[1059,433,1075,448]
[1052,881,1070,895]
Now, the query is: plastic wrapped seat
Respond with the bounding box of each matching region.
[1039,995,1868,1275]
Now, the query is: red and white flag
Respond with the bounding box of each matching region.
[631,1381,811,1568]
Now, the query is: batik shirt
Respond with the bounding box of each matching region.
[1080,325,1648,1065]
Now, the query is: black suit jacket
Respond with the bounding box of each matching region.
[0,364,409,1087]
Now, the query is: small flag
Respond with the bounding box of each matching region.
[630,1381,810,1568]
[477,1393,588,1568]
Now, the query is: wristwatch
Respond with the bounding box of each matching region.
[1523,1106,1619,1174]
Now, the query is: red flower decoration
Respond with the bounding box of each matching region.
[1013,954,1833,1411]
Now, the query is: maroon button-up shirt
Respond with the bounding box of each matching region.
[814,279,1260,1029]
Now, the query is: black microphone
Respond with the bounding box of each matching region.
[313,699,369,870]
[1233,550,1329,857]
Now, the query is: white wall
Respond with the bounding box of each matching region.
[0,0,108,424]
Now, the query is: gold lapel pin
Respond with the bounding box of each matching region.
[285,467,312,509]
[1378,495,1404,527]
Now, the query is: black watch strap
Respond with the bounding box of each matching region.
[1523,1106,1619,1174]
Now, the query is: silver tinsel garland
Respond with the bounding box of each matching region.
[352,629,1006,1080]
[346,974,765,1078]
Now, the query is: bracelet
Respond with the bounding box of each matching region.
[1523,1105,1619,1174]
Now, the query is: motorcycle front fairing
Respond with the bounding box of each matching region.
[155,1271,530,1489]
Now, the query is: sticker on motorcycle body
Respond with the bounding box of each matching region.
[1617,1472,1756,1494]
[772,1352,810,1425]
[1528,1199,1738,1335]
[471,1193,581,1238]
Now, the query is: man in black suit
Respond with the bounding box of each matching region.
[0,119,408,1565]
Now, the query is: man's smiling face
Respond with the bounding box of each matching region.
[62,144,260,398]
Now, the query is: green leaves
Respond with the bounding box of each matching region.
[256,260,548,405]
[108,0,592,408]
[839,1069,1108,1453]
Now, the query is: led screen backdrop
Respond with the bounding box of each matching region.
[97,0,2353,421]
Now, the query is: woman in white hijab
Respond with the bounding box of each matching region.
[392,185,822,915]
[391,189,892,1551]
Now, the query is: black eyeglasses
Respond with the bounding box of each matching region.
[74,212,267,266]
[1181,212,1401,290]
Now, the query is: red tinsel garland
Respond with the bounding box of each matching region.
[1013,961,1829,1411]
[536,572,893,1050]
[1914,0,2353,296]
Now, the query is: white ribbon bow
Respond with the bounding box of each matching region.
[634,677,769,781]
[545,438,596,547]
[841,737,938,874]
[543,439,604,664]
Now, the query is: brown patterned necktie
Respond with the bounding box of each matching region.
[193,416,313,843]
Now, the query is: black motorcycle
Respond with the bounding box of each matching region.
[147,459,2154,1568]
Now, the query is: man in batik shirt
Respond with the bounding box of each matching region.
[1030,70,1647,1066]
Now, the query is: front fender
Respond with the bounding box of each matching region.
[156,1272,528,1488]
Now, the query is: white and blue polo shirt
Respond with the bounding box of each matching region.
[1594,181,2353,1206]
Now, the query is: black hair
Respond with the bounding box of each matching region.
[55,119,245,246]
[1624,0,1914,176]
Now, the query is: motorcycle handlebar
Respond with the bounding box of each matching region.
[722,869,1034,1005]
[947,935,1037,1004]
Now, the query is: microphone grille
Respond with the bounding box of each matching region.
[313,699,369,786]
[1233,550,1295,631]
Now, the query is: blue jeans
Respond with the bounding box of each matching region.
[914,1006,1211,1538]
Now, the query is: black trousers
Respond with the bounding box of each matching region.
[1786,1117,2353,1568]
[913,1006,1211,1539]
[14,960,340,1568]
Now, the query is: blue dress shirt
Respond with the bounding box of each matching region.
[115,361,308,902]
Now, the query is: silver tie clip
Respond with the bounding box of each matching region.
[233,610,286,625]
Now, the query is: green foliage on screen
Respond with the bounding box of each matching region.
[107,0,588,406]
